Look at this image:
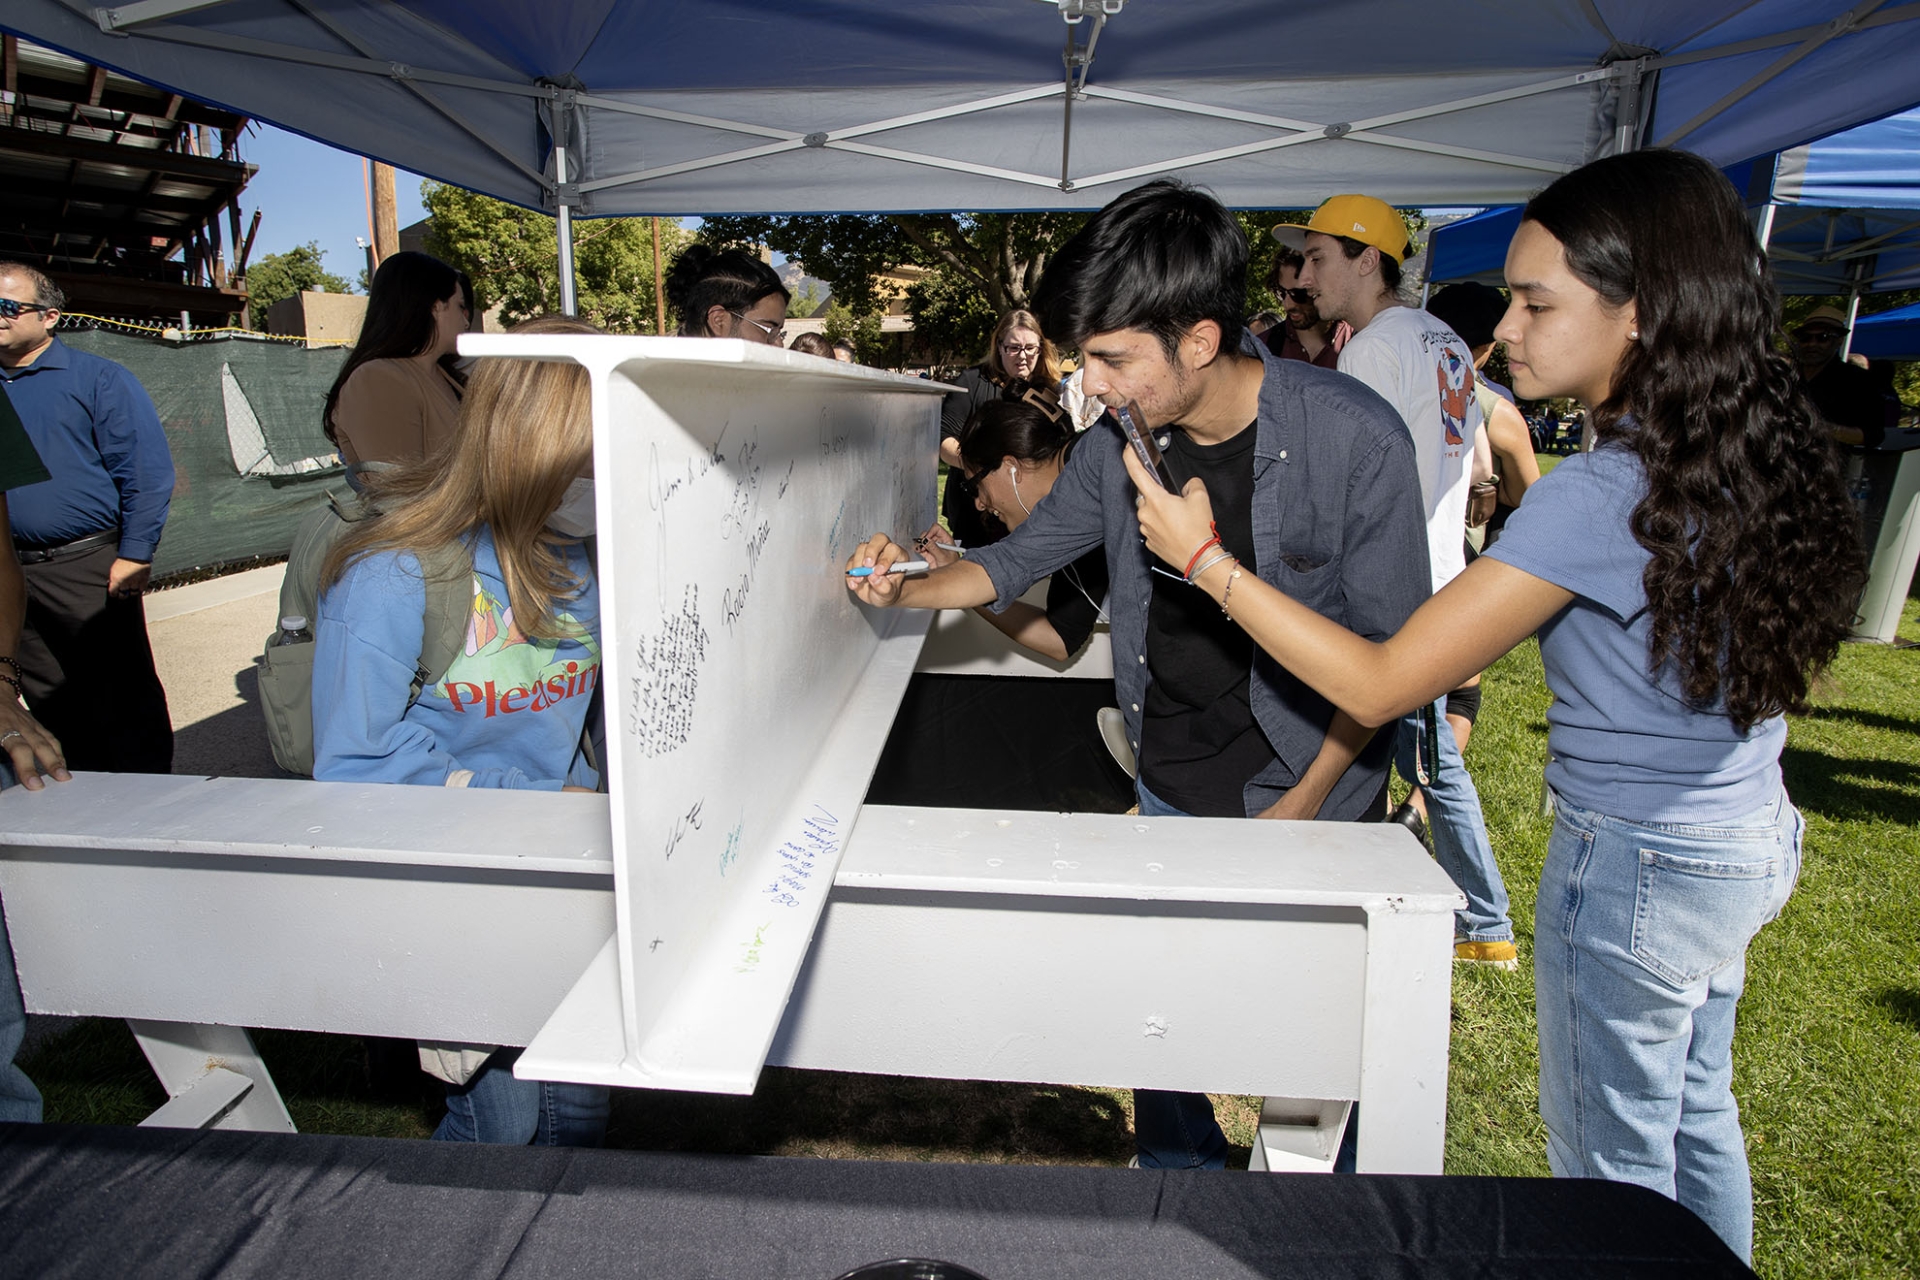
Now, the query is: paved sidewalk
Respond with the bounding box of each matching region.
[146,564,288,780]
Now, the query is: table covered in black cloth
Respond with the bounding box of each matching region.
[0,1123,1753,1278]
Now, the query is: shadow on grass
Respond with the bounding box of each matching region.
[606,1068,1139,1166]
[1871,987,1920,1036]
[1780,744,1920,826]
[20,1020,1149,1166]
[1800,704,1920,737]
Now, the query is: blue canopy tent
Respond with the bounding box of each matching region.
[8,1,1920,311]
[1426,104,1920,302]
[1850,300,1920,362]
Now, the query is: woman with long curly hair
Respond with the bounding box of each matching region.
[1124,149,1863,1261]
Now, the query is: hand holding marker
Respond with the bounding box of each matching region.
[847,560,932,578]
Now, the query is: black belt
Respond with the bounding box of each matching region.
[13,529,120,564]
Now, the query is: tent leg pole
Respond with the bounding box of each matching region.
[1754,202,1776,254]
[1842,285,1861,360]
[557,203,578,317]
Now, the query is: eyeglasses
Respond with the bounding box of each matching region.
[0,298,52,320]
[730,312,786,344]
[1282,288,1314,305]
[1793,327,1842,342]
[1000,343,1040,357]
[951,470,981,500]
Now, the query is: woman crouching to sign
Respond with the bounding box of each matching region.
[1125,150,1862,1261]
[313,314,611,1145]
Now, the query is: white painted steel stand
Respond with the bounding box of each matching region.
[0,774,1461,1173]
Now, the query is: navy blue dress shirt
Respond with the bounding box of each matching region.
[1,337,175,561]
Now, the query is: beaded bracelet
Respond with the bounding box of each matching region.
[1219,564,1244,618]
[0,672,21,700]
[0,655,18,675]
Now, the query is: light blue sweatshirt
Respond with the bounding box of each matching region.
[312,526,600,790]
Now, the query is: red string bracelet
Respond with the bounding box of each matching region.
[1183,522,1224,581]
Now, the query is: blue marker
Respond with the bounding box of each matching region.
[847,560,932,577]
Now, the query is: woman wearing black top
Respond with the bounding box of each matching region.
[920,397,1107,662]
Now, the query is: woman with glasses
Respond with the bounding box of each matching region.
[664,244,790,346]
[939,309,1065,548]
[323,251,476,482]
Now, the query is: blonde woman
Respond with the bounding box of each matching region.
[312,314,609,1145]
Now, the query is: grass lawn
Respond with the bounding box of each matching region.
[18,476,1918,1277]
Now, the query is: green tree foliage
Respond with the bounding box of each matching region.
[820,300,885,365]
[698,212,1088,365]
[421,183,694,333]
[244,241,351,328]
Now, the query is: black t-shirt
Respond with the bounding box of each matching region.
[1044,548,1109,657]
[1805,358,1892,448]
[1139,423,1273,816]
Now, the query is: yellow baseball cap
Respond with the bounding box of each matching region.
[1272,195,1410,263]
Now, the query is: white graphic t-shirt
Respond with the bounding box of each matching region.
[1338,304,1483,589]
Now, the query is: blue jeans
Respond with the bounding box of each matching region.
[1129,780,1233,1170]
[0,764,41,1124]
[1536,792,1801,1264]
[431,1047,610,1146]
[1395,699,1511,943]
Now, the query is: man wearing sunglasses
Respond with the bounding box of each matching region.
[0,262,175,775]
[1261,246,1350,369]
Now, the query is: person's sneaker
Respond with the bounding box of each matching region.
[1454,939,1520,970]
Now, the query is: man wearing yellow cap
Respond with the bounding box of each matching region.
[1282,196,1517,971]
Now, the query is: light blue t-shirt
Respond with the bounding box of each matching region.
[1484,444,1785,822]
[313,526,600,790]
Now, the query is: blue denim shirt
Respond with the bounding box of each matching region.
[0,337,175,560]
[968,336,1431,818]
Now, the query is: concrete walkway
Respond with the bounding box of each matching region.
[146,564,288,780]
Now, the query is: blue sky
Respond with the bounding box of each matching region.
[236,123,431,286]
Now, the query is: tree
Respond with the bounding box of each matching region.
[699,212,1088,364]
[820,300,885,365]
[421,183,695,333]
[244,241,352,329]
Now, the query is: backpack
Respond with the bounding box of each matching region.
[257,488,473,776]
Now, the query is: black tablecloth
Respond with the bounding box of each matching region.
[0,1123,1752,1278]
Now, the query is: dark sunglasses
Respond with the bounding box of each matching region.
[1793,326,1842,342]
[1283,288,1314,305]
[0,298,53,320]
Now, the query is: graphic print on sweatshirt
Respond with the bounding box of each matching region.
[1437,346,1472,448]
[427,578,602,718]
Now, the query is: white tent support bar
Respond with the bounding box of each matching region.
[575,85,1072,195]
[288,0,550,189]
[92,0,237,32]
[825,139,1064,189]
[1085,86,1333,133]
[577,139,809,194]
[1754,202,1777,252]
[1823,218,1920,259]
[1076,122,1570,192]
[1654,0,1894,146]
[1341,69,1609,134]
[1644,1,1920,72]
[1340,131,1574,176]
[573,94,802,142]
[827,85,1063,141]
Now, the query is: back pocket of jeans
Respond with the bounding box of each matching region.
[1631,848,1779,988]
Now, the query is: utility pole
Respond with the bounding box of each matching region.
[652,216,667,335]
[372,162,400,265]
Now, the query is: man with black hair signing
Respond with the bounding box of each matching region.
[1284,197,1517,972]
[847,179,1430,1171]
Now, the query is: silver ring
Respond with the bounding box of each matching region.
[0,730,22,745]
